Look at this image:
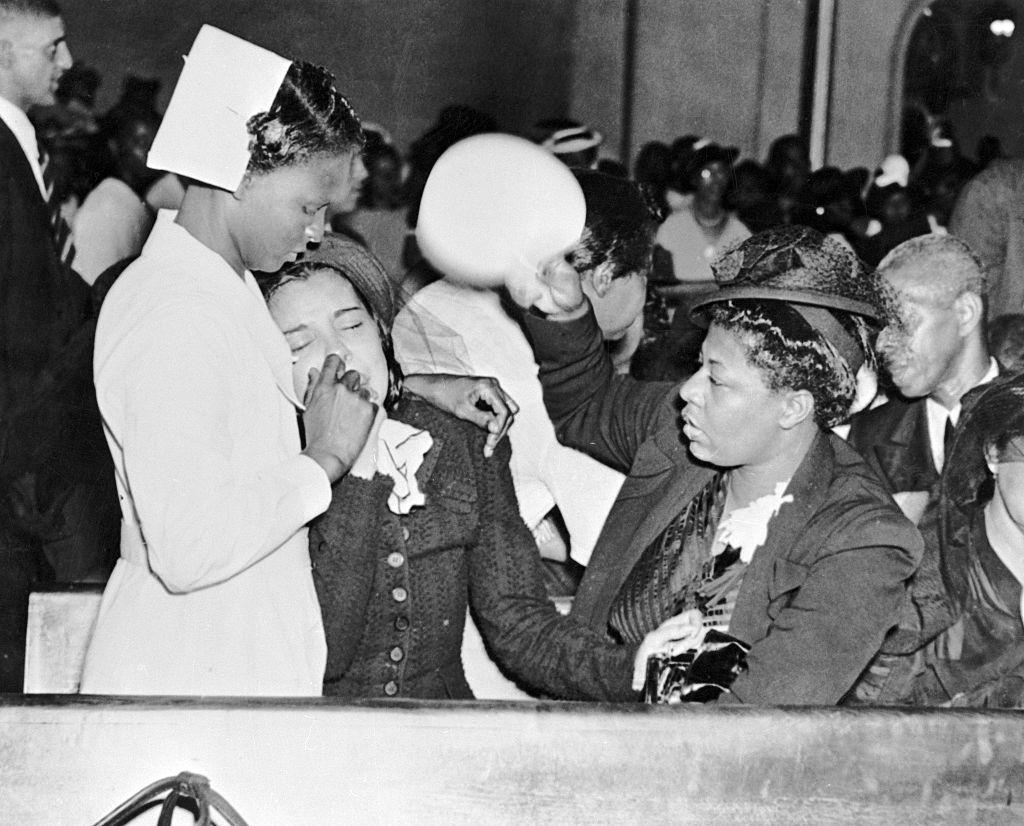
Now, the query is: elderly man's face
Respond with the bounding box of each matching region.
[876,275,963,400]
[0,13,72,111]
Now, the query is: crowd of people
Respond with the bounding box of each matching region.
[2,0,1024,710]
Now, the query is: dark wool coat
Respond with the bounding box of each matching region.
[0,118,92,692]
[0,118,90,412]
[523,308,923,705]
[846,396,951,648]
[310,396,636,701]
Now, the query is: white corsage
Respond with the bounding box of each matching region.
[376,419,434,515]
[714,481,793,563]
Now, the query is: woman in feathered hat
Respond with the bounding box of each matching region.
[511,225,923,704]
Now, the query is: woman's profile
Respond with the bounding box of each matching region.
[512,225,924,704]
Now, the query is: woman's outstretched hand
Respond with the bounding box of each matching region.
[631,609,707,691]
[301,353,378,482]
[404,374,519,457]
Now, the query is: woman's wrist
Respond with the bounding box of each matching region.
[302,447,347,484]
[530,300,589,323]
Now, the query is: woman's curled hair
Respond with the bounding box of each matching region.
[707,299,876,429]
[246,61,364,173]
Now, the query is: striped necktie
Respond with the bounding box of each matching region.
[38,148,77,269]
[942,415,955,471]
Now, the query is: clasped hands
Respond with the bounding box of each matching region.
[301,354,521,482]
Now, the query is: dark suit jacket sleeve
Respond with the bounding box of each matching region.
[725,499,922,706]
[465,428,638,701]
[522,305,679,474]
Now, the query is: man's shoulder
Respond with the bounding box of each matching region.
[847,395,924,446]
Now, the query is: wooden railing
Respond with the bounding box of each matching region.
[2,695,1023,823]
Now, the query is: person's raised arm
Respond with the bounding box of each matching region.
[506,256,677,472]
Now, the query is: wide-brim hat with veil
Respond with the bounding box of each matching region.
[689,225,892,375]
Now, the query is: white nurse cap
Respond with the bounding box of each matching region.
[147,25,292,191]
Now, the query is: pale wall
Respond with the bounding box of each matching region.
[61,0,576,148]
[830,0,914,170]
[62,1,998,175]
[568,0,810,166]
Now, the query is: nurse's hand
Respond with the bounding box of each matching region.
[404,374,519,457]
[302,353,377,483]
[631,609,706,691]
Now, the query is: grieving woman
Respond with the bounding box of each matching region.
[514,226,923,704]
[262,244,669,700]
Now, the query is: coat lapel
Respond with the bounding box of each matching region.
[871,402,937,491]
[574,422,713,630]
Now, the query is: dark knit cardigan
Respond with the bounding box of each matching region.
[310,395,637,700]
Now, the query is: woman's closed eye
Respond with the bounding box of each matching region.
[285,333,314,353]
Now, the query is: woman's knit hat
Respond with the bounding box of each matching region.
[304,233,397,327]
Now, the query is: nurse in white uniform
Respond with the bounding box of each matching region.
[81,26,373,695]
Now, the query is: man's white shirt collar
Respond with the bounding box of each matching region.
[926,357,1000,470]
[0,95,46,199]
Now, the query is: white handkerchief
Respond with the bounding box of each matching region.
[377,419,434,515]
[715,481,794,564]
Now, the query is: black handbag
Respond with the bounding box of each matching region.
[91,772,250,826]
[642,629,751,704]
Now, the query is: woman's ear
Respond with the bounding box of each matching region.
[779,388,815,430]
[984,443,1001,477]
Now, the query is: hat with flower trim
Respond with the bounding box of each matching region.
[690,226,892,374]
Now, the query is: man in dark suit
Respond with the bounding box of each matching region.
[847,234,998,671]
[0,0,90,691]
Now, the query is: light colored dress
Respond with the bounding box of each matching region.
[656,208,750,282]
[72,177,153,285]
[81,211,330,696]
